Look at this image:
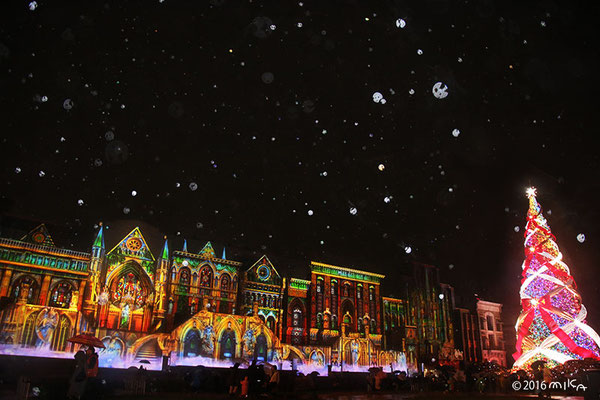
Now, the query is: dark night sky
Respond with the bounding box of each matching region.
[2,0,600,356]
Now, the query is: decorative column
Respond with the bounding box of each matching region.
[38,274,52,306]
[0,269,13,297]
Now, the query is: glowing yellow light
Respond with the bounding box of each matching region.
[229,49,233,53]
[529,246,535,252]
[531,299,539,306]
[526,187,537,198]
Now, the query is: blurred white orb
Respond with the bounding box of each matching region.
[396,18,406,28]
[432,82,449,99]
[577,233,585,243]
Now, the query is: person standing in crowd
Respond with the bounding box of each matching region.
[240,375,249,398]
[67,351,87,400]
[84,347,99,399]
[375,368,387,391]
[227,363,241,396]
[268,365,280,393]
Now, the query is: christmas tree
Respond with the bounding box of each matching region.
[513,188,600,369]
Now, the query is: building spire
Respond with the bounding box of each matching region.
[161,236,169,260]
[93,222,105,250]
[183,239,188,253]
[222,246,226,260]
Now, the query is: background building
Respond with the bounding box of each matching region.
[0,221,492,372]
[476,299,506,367]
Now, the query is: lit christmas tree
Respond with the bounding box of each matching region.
[513,188,600,369]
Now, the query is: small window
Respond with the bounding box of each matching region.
[486,315,494,331]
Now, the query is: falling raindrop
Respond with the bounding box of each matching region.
[261,72,274,84]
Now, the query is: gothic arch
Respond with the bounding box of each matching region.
[11,274,40,304]
[50,314,71,351]
[107,261,154,309]
[106,260,154,289]
[198,265,214,288]
[21,310,39,347]
[48,280,76,308]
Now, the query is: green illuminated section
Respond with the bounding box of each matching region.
[289,278,310,291]
[310,262,384,284]
[0,248,88,272]
[106,253,155,276]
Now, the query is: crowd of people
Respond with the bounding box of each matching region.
[55,354,599,399]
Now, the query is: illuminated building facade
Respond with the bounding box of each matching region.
[476,299,506,367]
[0,223,463,371]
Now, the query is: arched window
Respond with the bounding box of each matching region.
[331,280,338,317]
[332,314,338,329]
[316,277,324,313]
[179,268,191,285]
[112,272,145,308]
[316,313,323,329]
[50,315,71,351]
[343,283,350,297]
[267,316,276,332]
[356,285,363,324]
[49,282,73,308]
[183,328,202,357]
[199,266,213,288]
[11,276,37,304]
[170,267,177,282]
[221,274,231,291]
[21,311,39,347]
[192,272,198,285]
[486,315,494,331]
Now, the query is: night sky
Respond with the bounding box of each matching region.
[2,1,600,355]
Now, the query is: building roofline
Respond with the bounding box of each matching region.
[310,261,385,279]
